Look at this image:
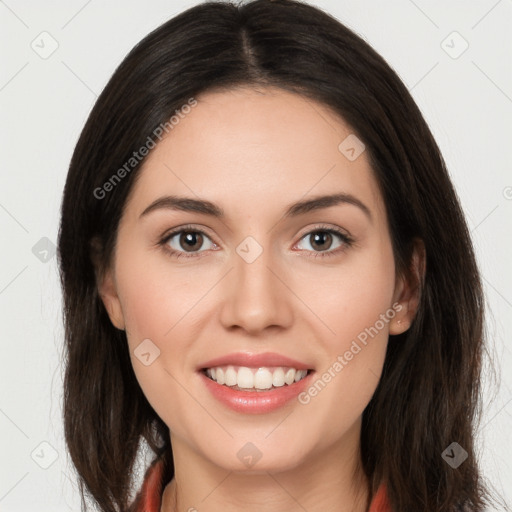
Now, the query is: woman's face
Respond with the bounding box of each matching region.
[100,86,413,473]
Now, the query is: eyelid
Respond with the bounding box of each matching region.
[294,223,351,242]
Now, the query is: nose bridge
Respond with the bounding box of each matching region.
[219,234,293,333]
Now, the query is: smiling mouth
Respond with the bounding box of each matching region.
[201,365,313,392]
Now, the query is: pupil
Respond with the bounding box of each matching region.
[312,232,331,251]
[182,232,201,251]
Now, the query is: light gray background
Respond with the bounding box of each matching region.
[1,1,511,510]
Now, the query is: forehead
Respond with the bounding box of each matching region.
[122,86,385,225]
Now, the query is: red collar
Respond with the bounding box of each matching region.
[131,456,391,512]
[368,482,391,512]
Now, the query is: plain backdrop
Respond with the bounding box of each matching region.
[1,0,511,510]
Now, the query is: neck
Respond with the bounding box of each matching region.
[161,421,369,512]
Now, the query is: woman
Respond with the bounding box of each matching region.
[57,1,497,511]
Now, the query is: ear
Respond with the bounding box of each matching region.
[389,238,426,335]
[98,268,126,331]
[90,237,126,331]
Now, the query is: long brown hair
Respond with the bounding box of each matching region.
[57,1,499,510]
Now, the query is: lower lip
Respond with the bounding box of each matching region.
[199,370,314,414]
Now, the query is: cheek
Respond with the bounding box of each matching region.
[113,244,198,407]
[309,242,396,354]
[116,241,198,343]
[295,242,395,426]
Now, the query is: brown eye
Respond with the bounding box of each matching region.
[163,228,215,257]
[178,231,204,252]
[308,231,334,252]
[296,228,351,255]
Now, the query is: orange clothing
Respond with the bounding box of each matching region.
[130,455,391,512]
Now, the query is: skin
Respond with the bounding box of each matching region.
[98,86,423,512]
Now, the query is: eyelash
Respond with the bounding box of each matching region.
[158,223,354,260]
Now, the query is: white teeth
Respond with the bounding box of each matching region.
[272,368,285,387]
[284,368,296,385]
[254,368,273,389]
[294,370,305,382]
[225,366,237,386]
[204,365,309,389]
[237,367,254,388]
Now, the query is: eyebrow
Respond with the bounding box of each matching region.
[139,193,372,222]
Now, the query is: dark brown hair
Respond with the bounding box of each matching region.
[57,1,499,510]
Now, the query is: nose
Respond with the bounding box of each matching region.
[219,241,294,335]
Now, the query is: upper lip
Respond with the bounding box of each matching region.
[198,352,313,371]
